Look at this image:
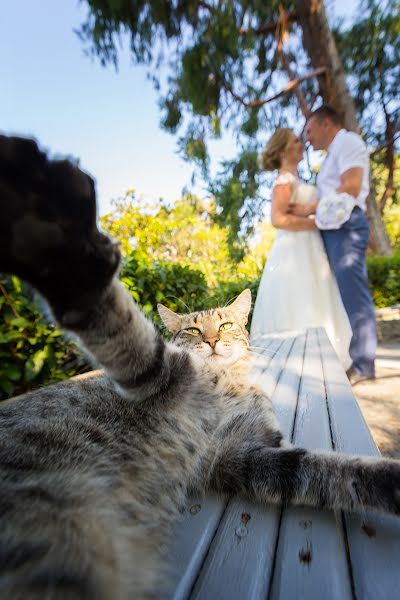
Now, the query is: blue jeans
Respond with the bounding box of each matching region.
[321,208,377,377]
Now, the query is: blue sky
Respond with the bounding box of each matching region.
[1,0,356,215]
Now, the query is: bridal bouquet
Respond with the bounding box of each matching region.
[316,192,355,230]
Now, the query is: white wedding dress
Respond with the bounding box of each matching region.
[250,172,352,369]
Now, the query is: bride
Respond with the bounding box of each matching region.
[250,127,352,369]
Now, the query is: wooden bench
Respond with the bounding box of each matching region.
[166,327,400,599]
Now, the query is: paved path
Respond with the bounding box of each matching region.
[354,342,400,458]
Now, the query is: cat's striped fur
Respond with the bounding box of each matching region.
[0,135,399,600]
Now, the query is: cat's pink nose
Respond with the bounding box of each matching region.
[205,336,219,348]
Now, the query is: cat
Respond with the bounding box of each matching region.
[0,134,399,600]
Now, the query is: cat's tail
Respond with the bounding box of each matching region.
[211,445,400,515]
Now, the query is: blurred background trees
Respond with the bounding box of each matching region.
[79,0,399,255]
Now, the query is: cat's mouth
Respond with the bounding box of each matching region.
[203,347,229,361]
[206,346,244,363]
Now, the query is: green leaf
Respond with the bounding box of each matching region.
[0,377,15,396]
[9,317,30,329]
[2,362,21,382]
[11,276,22,294]
[24,348,47,381]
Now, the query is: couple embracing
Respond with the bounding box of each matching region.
[251,105,377,385]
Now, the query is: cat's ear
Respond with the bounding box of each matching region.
[157,304,183,334]
[228,289,252,325]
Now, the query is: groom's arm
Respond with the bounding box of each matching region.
[336,167,363,198]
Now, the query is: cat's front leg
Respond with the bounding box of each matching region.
[209,445,400,515]
[0,134,194,402]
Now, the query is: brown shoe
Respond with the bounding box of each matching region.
[346,368,376,386]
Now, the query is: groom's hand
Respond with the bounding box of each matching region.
[0,135,120,314]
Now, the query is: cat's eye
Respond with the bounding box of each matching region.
[219,322,233,331]
[185,327,201,335]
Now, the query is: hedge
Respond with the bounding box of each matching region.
[0,276,89,400]
[367,251,400,309]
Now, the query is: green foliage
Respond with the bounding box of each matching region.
[367,252,400,308]
[337,0,399,211]
[371,152,400,209]
[383,201,400,250]
[0,276,89,400]
[79,0,302,246]
[336,0,399,137]
[211,147,264,256]
[119,254,209,327]
[100,192,237,285]
[180,43,221,116]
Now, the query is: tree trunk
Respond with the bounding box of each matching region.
[296,0,392,255]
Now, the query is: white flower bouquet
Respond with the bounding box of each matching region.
[316,192,355,230]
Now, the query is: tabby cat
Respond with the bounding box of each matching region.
[0,135,399,600]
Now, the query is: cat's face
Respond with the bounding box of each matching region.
[158,289,251,366]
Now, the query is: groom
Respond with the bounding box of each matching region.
[305,105,377,384]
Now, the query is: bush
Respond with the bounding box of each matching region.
[0,276,89,400]
[367,252,400,308]
[119,254,210,329]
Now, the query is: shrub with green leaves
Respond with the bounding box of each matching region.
[367,252,400,309]
[0,276,89,400]
[119,255,210,328]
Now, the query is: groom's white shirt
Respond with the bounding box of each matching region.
[316,129,370,211]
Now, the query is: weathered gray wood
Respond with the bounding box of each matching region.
[250,335,285,381]
[251,335,295,400]
[270,329,353,600]
[270,333,306,440]
[317,328,400,600]
[191,498,281,600]
[168,495,227,600]
[190,335,298,599]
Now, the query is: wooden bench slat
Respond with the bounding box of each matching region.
[169,495,227,600]
[191,498,281,600]
[270,329,353,600]
[317,328,400,600]
[270,333,306,441]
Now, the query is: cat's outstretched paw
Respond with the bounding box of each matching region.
[0,135,120,313]
[354,458,400,515]
[378,460,400,515]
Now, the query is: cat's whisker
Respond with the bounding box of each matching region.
[223,294,242,308]
[166,295,192,313]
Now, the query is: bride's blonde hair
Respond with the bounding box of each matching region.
[261,128,293,171]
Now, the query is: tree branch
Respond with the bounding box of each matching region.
[369,131,400,158]
[220,67,325,109]
[239,10,298,36]
[0,282,20,319]
[197,0,214,12]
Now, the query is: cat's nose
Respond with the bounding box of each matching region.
[204,336,219,349]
